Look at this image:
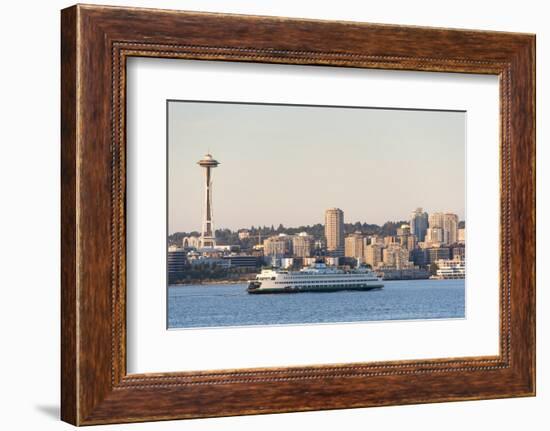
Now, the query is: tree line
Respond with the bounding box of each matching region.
[168,220,411,247]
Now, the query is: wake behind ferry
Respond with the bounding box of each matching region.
[247,261,384,294]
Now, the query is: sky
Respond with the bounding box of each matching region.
[168,101,465,234]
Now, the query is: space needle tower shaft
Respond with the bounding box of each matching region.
[197,153,220,248]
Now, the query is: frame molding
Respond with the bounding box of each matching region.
[61,4,535,425]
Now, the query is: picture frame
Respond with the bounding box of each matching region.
[61,4,535,425]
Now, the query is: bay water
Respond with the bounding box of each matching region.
[168,279,465,329]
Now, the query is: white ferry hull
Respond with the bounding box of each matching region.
[247,282,384,294]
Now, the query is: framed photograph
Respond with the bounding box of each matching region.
[61,4,535,425]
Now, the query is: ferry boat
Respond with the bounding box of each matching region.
[247,261,384,294]
[430,258,466,280]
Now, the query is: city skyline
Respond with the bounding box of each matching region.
[169,101,465,234]
[169,204,466,286]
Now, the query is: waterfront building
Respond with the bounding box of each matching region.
[364,243,383,268]
[167,247,187,283]
[222,255,260,269]
[292,232,314,258]
[376,267,430,280]
[426,246,451,264]
[167,246,187,273]
[344,232,364,259]
[410,208,429,242]
[197,153,220,248]
[382,244,413,269]
[188,257,230,268]
[263,234,292,257]
[452,245,466,260]
[411,248,429,267]
[325,208,344,256]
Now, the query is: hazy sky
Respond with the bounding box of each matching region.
[168,101,465,234]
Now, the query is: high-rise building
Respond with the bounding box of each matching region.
[292,232,314,258]
[325,208,344,256]
[263,234,292,257]
[364,244,383,268]
[428,212,444,229]
[443,213,459,244]
[397,224,416,250]
[429,212,459,245]
[407,235,417,250]
[410,208,429,242]
[367,235,384,246]
[344,232,364,258]
[411,248,429,267]
[396,224,411,237]
[384,235,398,247]
[426,227,444,244]
[197,153,220,248]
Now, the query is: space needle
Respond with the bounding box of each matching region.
[197,153,220,248]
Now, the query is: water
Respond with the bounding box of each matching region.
[168,279,465,329]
